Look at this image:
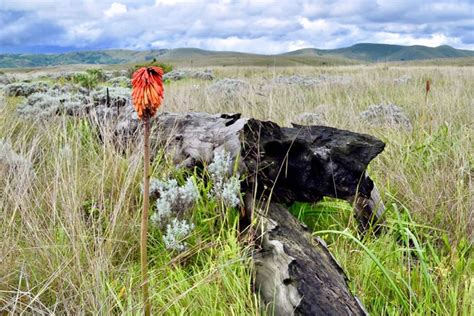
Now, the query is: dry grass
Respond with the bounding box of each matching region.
[0,64,472,314]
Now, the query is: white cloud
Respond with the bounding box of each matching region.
[299,18,331,32]
[375,32,461,48]
[68,22,102,43]
[104,2,127,18]
[155,0,194,6]
[1,0,473,53]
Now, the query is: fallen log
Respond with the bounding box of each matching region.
[114,112,385,315]
[254,202,367,315]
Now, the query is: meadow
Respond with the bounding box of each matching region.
[0,64,472,315]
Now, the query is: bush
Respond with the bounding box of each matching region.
[106,76,131,88]
[3,81,49,97]
[73,73,98,90]
[85,68,106,82]
[17,91,88,117]
[127,61,173,78]
[72,68,106,90]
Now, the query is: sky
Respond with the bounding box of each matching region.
[0,0,473,54]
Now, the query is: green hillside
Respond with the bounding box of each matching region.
[156,48,355,67]
[286,43,474,61]
[0,49,168,68]
[0,48,355,68]
[1,43,473,68]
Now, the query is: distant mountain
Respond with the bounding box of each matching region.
[0,49,168,68]
[155,48,356,67]
[0,47,354,68]
[1,43,473,68]
[284,43,474,61]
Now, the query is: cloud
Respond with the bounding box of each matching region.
[104,3,127,18]
[0,0,473,53]
[0,11,65,48]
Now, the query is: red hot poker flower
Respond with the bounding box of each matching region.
[131,66,164,119]
[132,66,165,316]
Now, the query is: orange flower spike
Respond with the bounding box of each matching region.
[131,67,164,120]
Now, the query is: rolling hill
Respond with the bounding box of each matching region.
[1,43,473,68]
[284,43,474,61]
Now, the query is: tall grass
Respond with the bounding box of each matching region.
[1,65,472,314]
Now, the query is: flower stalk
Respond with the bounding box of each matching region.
[131,66,164,316]
[141,114,151,316]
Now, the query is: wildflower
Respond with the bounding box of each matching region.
[131,66,164,120]
[132,66,164,316]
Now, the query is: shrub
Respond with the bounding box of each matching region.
[208,149,241,208]
[91,86,131,108]
[207,78,250,96]
[360,103,412,130]
[3,81,49,97]
[106,76,131,88]
[163,69,214,82]
[72,68,106,90]
[85,68,106,82]
[162,218,195,252]
[127,61,173,78]
[73,73,99,90]
[149,177,199,252]
[16,91,88,117]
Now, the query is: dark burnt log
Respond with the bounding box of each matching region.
[240,119,385,232]
[113,112,385,315]
[136,113,385,230]
[254,203,367,316]
[242,120,384,202]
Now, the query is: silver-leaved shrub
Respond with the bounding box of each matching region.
[150,177,199,252]
[150,149,242,252]
[162,218,195,252]
[208,149,241,207]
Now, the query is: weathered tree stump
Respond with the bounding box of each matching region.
[114,112,385,315]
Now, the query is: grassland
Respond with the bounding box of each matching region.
[0,64,473,315]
